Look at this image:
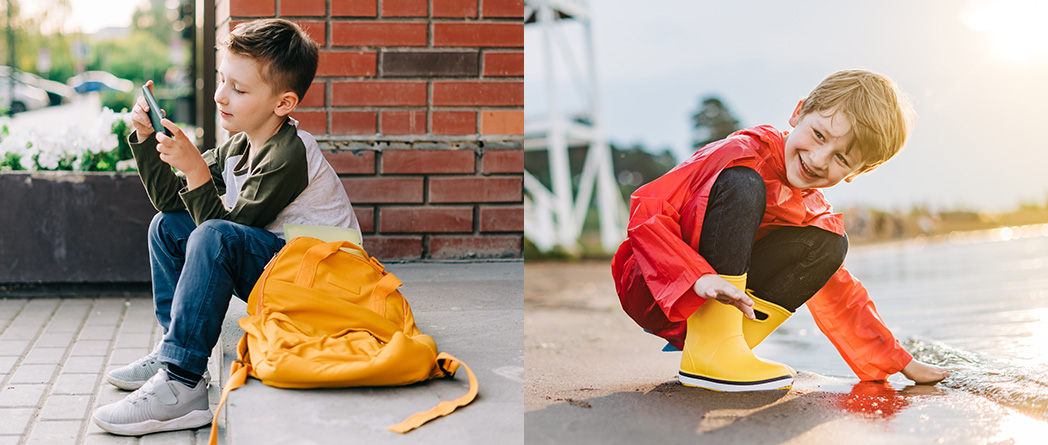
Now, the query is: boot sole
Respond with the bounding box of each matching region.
[93,409,213,436]
[678,371,793,392]
[105,374,147,391]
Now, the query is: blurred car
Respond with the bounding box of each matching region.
[66,71,134,94]
[0,74,51,114]
[0,66,74,107]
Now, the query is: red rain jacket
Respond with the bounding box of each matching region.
[611,125,913,381]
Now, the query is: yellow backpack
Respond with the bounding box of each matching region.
[209,238,478,444]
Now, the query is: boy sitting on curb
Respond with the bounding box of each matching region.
[93,18,360,435]
[612,70,949,391]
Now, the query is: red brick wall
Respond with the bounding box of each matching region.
[216,0,524,260]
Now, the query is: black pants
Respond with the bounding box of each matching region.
[698,167,847,312]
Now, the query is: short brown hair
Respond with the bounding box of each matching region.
[220,19,319,101]
[799,69,914,175]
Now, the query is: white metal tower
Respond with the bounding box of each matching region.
[524,0,626,254]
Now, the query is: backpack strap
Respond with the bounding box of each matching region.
[387,352,479,434]
[209,334,252,445]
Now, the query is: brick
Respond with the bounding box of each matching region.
[480,205,523,231]
[364,236,423,260]
[78,325,116,340]
[332,111,377,135]
[434,0,478,18]
[383,150,475,174]
[354,206,375,233]
[0,340,30,356]
[382,0,428,17]
[482,149,523,173]
[317,51,376,77]
[281,0,326,16]
[380,206,473,233]
[296,21,327,46]
[433,111,476,135]
[480,110,523,135]
[341,177,424,203]
[332,0,376,16]
[292,110,327,135]
[382,51,479,77]
[429,235,522,259]
[482,0,525,17]
[333,81,427,106]
[324,150,376,174]
[0,357,14,373]
[433,81,523,106]
[430,176,522,203]
[434,23,523,47]
[483,51,523,76]
[230,0,274,16]
[381,110,426,135]
[332,22,428,47]
[300,82,326,107]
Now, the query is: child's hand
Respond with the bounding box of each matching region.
[129,80,160,141]
[901,359,951,385]
[155,119,209,190]
[693,274,756,320]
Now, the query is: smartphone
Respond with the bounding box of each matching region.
[141,85,172,137]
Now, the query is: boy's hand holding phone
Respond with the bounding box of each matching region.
[133,80,209,191]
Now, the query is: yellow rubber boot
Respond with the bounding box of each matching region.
[742,292,793,349]
[678,274,793,391]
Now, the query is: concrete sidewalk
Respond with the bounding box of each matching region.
[0,261,522,444]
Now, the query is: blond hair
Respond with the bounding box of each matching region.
[799,69,914,174]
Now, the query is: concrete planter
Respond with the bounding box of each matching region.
[0,172,156,284]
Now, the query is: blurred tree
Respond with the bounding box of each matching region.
[691,96,741,149]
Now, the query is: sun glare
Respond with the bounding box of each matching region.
[962,0,1048,63]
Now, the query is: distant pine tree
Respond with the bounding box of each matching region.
[691,97,740,149]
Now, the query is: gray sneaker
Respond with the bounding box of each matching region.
[107,347,211,391]
[106,348,162,390]
[93,368,212,436]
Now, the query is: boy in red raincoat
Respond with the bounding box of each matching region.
[611,69,949,391]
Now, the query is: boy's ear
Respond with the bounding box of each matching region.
[273,91,299,118]
[788,100,804,127]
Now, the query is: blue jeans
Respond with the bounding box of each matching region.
[147,211,285,376]
[698,167,848,312]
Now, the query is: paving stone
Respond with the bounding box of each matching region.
[108,348,149,367]
[33,331,76,348]
[45,300,91,333]
[69,340,111,357]
[22,347,66,365]
[52,373,101,395]
[140,428,197,444]
[39,394,91,420]
[0,340,31,356]
[8,364,57,384]
[83,433,136,444]
[78,325,118,341]
[83,301,126,328]
[0,322,42,341]
[114,330,156,349]
[25,420,82,444]
[0,435,21,445]
[62,356,106,374]
[0,300,26,321]
[0,407,34,435]
[0,384,47,407]
[0,357,16,374]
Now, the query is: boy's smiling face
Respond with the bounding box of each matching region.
[783,103,863,189]
[214,52,287,140]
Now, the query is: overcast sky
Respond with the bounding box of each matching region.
[526,0,1048,211]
